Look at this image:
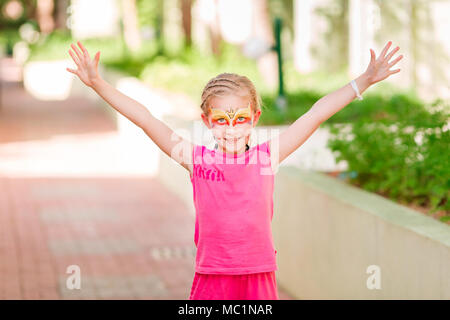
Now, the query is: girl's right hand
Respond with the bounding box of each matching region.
[66,41,101,88]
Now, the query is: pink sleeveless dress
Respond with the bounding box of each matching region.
[189,140,279,300]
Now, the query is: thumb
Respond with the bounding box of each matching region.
[66,67,77,75]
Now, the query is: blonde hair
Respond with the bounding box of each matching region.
[200,73,263,116]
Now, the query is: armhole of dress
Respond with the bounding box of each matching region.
[190,144,196,180]
[190,144,204,180]
[266,139,279,175]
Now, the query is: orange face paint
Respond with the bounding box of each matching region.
[209,102,253,127]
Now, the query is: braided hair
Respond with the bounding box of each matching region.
[200,73,263,117]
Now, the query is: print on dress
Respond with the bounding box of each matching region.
[194,166,225,182]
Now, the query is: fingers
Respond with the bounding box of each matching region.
[69,41,91,64]
[66,67,78,75]
[77,41,91,61]
[388,54,403,67]
[389,68,401,75]
[386,46,400,62]
[70,43,83,62]
[380,41,392,59]
[370,48,376,64]
[68,49,81,68]
[68,41,97,71]
[94,51,100,68]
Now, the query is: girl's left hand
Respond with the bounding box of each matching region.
[364,41,403,85]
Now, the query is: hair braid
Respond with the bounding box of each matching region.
[199,73,263,116]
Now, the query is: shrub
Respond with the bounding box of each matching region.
[328,96,449,219]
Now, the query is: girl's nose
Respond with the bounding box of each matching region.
[225,126,239,134]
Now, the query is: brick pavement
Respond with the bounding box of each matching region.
[0,69,294,300]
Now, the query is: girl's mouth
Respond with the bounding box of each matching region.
[224,138,238,141]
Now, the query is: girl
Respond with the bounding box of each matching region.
[66,40,403,300]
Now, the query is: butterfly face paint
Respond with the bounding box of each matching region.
[208,102,253,127]
[208,102,254,153]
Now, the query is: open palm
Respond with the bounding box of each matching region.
[66,41,101,87]
[365,41,403,85]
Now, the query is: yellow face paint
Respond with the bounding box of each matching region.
[209,102,253,127]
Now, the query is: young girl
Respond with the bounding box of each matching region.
[66,40,402,300]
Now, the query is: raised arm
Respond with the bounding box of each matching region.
[66,41,193,174]
[269,41,403,167]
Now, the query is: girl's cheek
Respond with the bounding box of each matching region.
[211,126,225,139]
[235,124,253,135]
[210,121,252,137]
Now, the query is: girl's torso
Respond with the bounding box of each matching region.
[190,140,277,275]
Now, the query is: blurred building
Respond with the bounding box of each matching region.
[69,0,121,39]
[292,0,450,102]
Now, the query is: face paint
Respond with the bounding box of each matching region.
[207,102,254,154]
[208,102,253,128]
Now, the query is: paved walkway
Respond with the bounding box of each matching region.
[0,63,293,300]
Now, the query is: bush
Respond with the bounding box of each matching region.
[327,97,450,219]
[0,28,20,55]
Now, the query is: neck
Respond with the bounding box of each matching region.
[215,143,250,155]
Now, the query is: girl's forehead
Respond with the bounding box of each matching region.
[209,96,251,111]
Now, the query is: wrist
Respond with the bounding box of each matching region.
[90,76,104,90]
[354,72,372,95]
[359,72,373,88]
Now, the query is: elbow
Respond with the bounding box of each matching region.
[306,108,325,127]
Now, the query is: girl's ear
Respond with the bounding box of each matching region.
[252,109,262,126]
[201,112,212,129]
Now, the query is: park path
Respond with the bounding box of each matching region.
[0,58,293,300]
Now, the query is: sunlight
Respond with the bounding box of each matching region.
[23,60,74,100]
[0,131,160,178]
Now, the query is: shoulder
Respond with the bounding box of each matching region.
[258,140,271,153]
[192,144,210,159]
[253,140,271,156]
[190,143,208,168]
[259,139,279,174]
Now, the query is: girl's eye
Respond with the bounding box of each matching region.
[237,117,247,122]
[217,118,226,123]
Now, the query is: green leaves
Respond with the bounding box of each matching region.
[327,97,449,220]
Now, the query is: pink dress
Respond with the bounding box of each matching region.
[189,140,279,300]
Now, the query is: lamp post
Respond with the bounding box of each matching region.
[243,16,286,113]
[273,17,286,112]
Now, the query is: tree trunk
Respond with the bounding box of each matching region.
[155,0,165,54]
[24,0,37,21]
[36,0,55,34]
[54,0,69,30]
[252,0,278,90]
[409,0,418,90]
[121,0,142,52]
[209,0,222,56]
[180,0,192,48]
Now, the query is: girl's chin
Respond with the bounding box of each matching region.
[220,139,246,152]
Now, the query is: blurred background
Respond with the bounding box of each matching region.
[0,0,449,300]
